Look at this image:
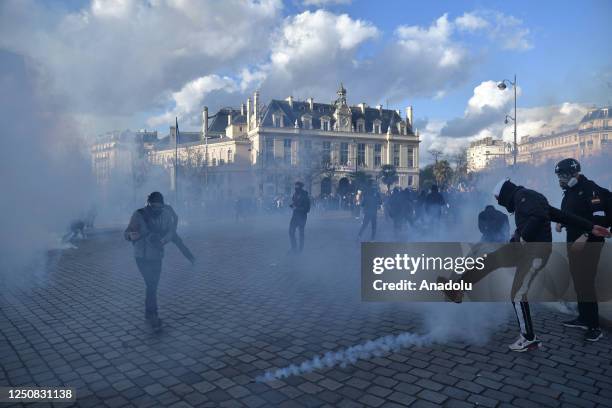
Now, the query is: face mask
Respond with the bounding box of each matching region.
[557,174,578,188]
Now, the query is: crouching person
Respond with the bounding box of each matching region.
[124,192,174,331]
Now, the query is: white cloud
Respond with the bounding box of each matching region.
[302,0,351,6]
[0,0,283,121]
[454,11,533,51]
[148,75,240,127]
[455,12,489,31]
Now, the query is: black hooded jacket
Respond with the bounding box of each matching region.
[497,181,594,243]
[560,175,612,243]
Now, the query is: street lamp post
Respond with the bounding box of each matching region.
[497,74,517,167]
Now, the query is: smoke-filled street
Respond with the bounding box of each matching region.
[1,213,610,408]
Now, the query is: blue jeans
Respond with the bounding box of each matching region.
[135,258,162,319]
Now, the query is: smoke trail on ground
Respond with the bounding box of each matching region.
[257,331,433,382]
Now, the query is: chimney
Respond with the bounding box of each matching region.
[202,107,209,141]
[246,98,251,131]
[227,111,232,126]
[307,97,314,111]
[406,105,413,127]
[376,104,382,114]
[286,95,293,107]
[253,91,260,127]
[358,103,367,114]
[241,103,246,116]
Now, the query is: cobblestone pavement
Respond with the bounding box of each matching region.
[1,213,611,407]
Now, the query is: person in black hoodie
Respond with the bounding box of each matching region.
[554,158,611,342]
[358,184,382,241]
[438,179,610,352]
[478,205,510,243]
[289,181,311,253]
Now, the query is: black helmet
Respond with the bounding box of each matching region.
[554,158,580,176]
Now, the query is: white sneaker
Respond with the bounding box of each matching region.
[508,334,541,352]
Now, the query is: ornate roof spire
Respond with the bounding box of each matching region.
[335,82,347,106]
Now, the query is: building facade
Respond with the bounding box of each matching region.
[466,137,509,172]
[150,85,421,198]
[516,106,611,165]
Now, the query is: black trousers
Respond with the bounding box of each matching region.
[568,242,604,329]
[358,213,377,240]
[289,213,307,251]
[461,243,551,340]
[135,258,162,319]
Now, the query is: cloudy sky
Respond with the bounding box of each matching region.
[1,0,610,163]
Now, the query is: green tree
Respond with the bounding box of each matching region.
[419,164,435,191]
[379,164,398,192]
[349,170,373,192]
[433,160,454,189]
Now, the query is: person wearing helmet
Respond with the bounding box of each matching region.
[438,179,610,352]
[124,192,176,331]
[555,158,611,342]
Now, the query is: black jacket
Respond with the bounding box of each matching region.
[497,181,594,243]
[560,175,612,242]
[478,205,510,242]
[291,189,310,216]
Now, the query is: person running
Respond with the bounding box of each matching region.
[358,185,382,241]
[554,158,611,342]
[289,181,311,253]
[124,192,175,331]
[438,179,610,352]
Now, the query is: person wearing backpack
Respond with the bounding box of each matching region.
[124,192,175,331]
[289,181,310,253]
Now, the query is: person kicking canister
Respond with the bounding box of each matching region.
[438,179,610,352]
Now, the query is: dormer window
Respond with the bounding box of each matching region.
[272,112,284,127]
[321,116,331,131]
[373,120,382,134]
[302,114,312,130]
[357,119,365,133]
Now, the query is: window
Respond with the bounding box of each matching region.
[212,158,217,166]
[322,120,330,131]
[407,147,414,168]
[374,144,382,167]
[273,113,283,127]
[227,150,232,163]
[265,137,274,162]
[408,175,413,186]
[393,144,400,167]
[322,141,331,164]
[373,120,381,134]
[357,119,365,133]
[284,138,292,165]
[340,142,349,165]
[302,115,312,130]
[357,143,366,166]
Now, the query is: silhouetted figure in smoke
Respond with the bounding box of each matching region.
[401,188,415,227]
[425,185,445,220]
[478,205,510,243]
[438,179,610,352]
[555,158,611,342]
[387,187,404,236]
[289,181,311,253]
[358,185,382,241]
[62,220,86,243]
[124,192,175,331]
